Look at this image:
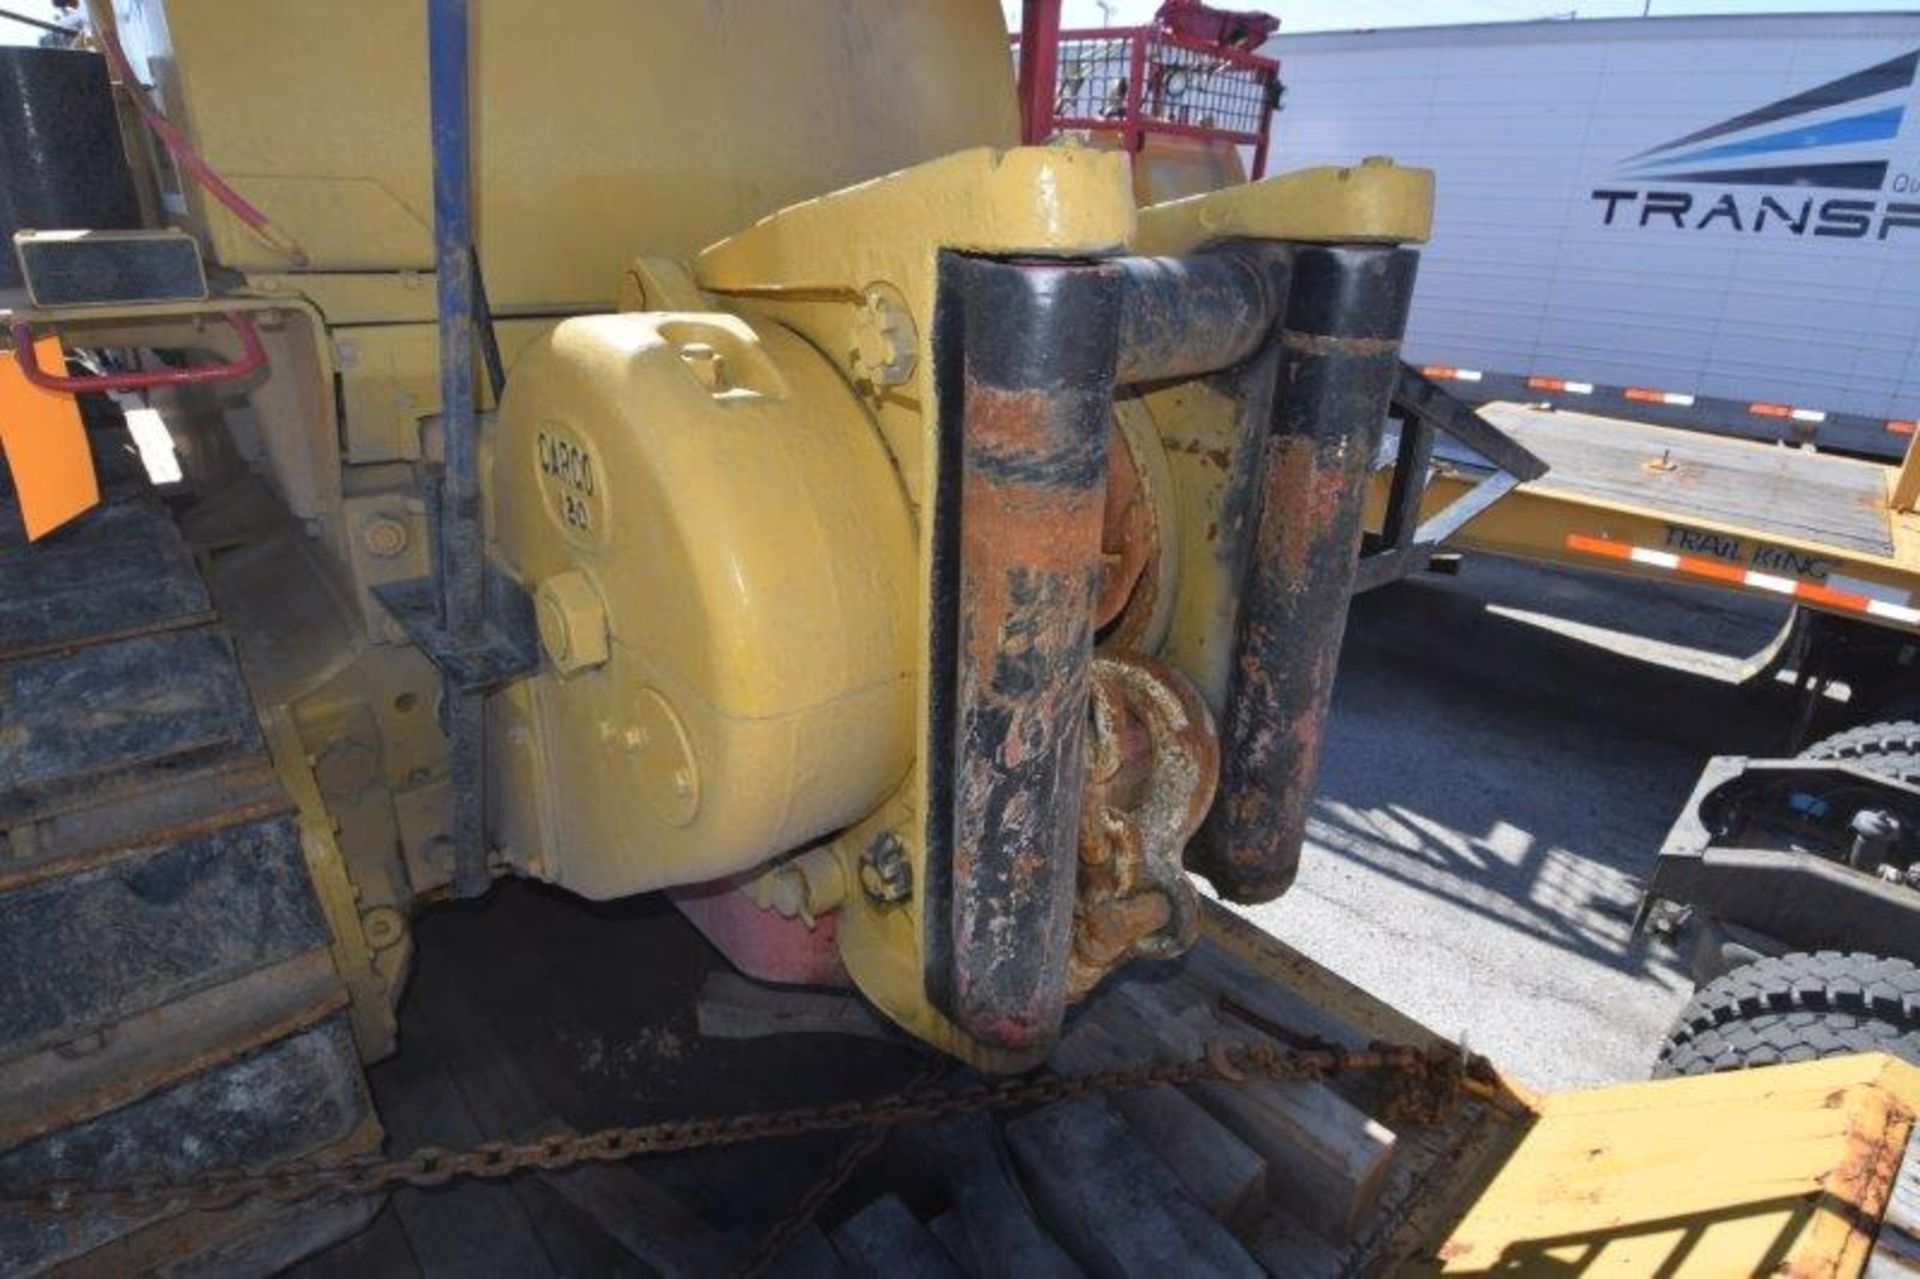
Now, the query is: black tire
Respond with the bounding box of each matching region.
[1799,719,1920,781]
[1655,950,1920,1077]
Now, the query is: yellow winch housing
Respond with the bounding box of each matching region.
[488,310,916,898]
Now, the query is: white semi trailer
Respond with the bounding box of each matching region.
[1267,13,1920,455]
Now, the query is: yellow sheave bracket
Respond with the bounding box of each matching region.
[0,336,99,541]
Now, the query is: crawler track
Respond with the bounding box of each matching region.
[0,439,378,1274]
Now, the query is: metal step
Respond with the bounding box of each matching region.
[0,500,211,661]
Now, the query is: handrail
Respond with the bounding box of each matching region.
[7,311,266,394]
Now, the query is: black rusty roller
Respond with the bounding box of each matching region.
[927,250,1124,1054]
[1187,243,1420,904]
[1112,249,1282,387]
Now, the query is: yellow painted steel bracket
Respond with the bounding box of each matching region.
[1134,155,1435,254]
[682,147,1434,1068]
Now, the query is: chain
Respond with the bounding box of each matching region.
[5,1038,1482,1224]
[731,1059,952,1279]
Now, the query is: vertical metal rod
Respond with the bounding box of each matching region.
[471,244,506,404]
[1124,32,1148,156]
[1188,244,1419,904]
[428,0,489,898]
[430,0,481,639]
[1381,411,1436,549]
[1017,0,1063,145]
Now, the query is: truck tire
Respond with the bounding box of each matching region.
[1655,951,1920,1077]
[1799,720,1920,781]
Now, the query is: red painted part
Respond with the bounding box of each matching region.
[1013,16,1280,178]
[1048,113,1268,146]
[667,878,851,989]
[1019,0,1065,146]
[1155,1,1279,51]
[8,312,267,394]
[1125,28,1149,155]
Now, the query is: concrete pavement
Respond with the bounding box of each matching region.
[1233,555,1796,1089]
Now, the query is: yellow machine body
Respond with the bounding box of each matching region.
[486,311,916,898]
[3,4,1919,1275]
[60,0,1443,1068]
[66,0,1056,1062]
[456,141,1428,1061]
[111,0,1020,306]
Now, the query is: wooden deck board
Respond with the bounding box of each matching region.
[370,1021,559,1278]
[281,1203,421,1279]
[1478,403,1894,557]
[293,887,1517,1277]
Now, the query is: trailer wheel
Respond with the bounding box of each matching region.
[1799,720,1920,781]
[1655,951,1920,1077]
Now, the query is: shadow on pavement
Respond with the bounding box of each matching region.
[1303,559,1795,985]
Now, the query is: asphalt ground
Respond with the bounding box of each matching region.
[1230,553,1799,1090]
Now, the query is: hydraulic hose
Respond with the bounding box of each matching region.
[94,21,309,267]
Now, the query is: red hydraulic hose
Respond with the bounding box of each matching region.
[94,23,310,268]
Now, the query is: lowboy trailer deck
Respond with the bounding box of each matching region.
[1373,395,1920,737]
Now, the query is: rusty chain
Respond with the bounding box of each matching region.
[731,1059,953,1279]
[5,1037,1486,1224]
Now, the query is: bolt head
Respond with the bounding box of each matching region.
[535,570,611,675]
[858,832,913,905]
[849,292,917,390]
[362,514,410,558]
[678,341,729,392]
[361,907,405,949]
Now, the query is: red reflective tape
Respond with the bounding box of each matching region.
[1566,534,1631,561]
[1624,387,1665,403]
[1749,402,1792,419]
[1681,556,1747,586]
[1890,420,1918,436]
[1566,533,1890,619]
[1422,365,1458,379]
[1528,376,1567,392]
[1797,581,1875,613]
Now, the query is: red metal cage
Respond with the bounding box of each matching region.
[1014,8,1281,180]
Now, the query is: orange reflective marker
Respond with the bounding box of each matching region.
[0,335,99,540]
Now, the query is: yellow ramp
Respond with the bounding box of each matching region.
[1435,1054,1920,1276]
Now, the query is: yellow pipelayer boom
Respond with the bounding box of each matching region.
[0,1,1915,1272]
